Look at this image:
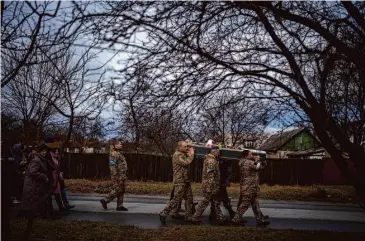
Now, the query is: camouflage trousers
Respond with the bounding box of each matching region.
[104,166,126,207]
[210,185,234,216]
[160,183,194,219]
[169,186,184,215]
[232,192,263,222]
[193,191,224,221]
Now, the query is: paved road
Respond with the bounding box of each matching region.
[58,194,365,232]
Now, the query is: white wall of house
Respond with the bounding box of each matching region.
[83,147,94,153]
[224,133,267,149]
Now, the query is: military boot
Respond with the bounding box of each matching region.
[256,218,270,227]
[116,206,128,211]
[159,213,167,224]
[100,199,108,210]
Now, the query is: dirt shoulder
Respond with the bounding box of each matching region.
[65,179,357,203]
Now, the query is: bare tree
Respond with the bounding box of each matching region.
[75,1,365,207]
[2,46,108,150]
[71,117,107,146]
[109,71,151,145]
[1,1,87,88]
[0,113,22,152]
[37,46,109,148]
[192,91,272,146]
[1,59,62,143]
[3,45,109,149]
[117,90,193,155]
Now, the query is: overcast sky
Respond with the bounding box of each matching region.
[2,1,295,140]
[71,22,293,138]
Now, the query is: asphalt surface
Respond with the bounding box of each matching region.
[56,194,365,232]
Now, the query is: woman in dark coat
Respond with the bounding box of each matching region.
[22,145,53,212]
[21,145,55,240]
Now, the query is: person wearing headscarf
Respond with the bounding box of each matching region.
[55,149,74,210]
[47,148,67,212]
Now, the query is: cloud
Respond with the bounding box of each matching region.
[264,125,298,134]
[264,126,281,133]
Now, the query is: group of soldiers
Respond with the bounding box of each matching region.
[100,140,270,226]
[159,141,270,226]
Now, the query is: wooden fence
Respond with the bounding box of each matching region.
[60,153,346,185]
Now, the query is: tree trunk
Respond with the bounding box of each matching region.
[347,152,365,210]
[1,1,5,22]
[311,112,365,210]
[61,114,74,158]
[129,98,140,150]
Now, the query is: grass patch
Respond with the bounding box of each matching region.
[11,219,364,241]
[65,179,357,203]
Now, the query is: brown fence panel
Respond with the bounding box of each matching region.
[322,157,347,185]
[61,153,110,179]
[61,153,336,185]
[123,153,172,181]
[263,159,324,185]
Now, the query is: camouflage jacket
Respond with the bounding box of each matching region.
[172,150,194,184]
[110,151,128,181]
[239,158,261,194]
[201,154,220,194]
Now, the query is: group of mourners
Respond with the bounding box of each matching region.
[2,143,74,219]
[101,140,270,226]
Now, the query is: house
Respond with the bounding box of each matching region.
[42,138,110,153]
[44,140,82,153]
[258,127,322,159]
[224,132,269,149]
[80,140,110,153]
[286,147,326,159]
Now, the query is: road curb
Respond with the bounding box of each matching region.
[67,193,360,207]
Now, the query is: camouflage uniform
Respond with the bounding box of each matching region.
[192,154,224,221]
[232,158,264,223]
[160,150,194,220]
[210,159,235,218]
[169,187,179,216]
[103,151,127,207]
[169,187,185,216]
